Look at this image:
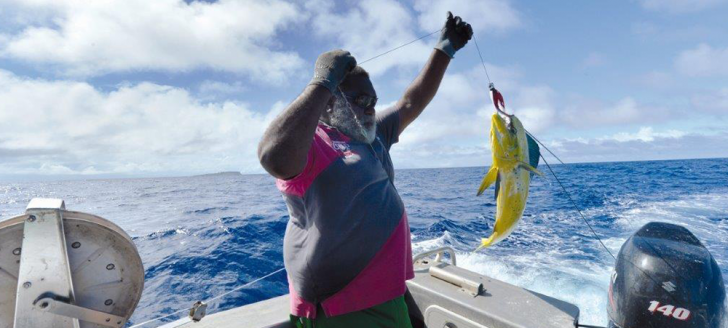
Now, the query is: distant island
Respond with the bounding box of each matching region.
[192,171,243,177]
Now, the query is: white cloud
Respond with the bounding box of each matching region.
[0,69,281,176]
[391,142,489,169]
[309,0,521,78]
[386,64,676,168]
[393,125,727,168]
[391,61,677,163]
[310,0,433,77]
[0,0,305,84]
[197,80,248,101]
[675,44,728,77]
[605,127,686,142]
[691,88,728,114]
[393,64,515,148]
[509,86,556,134]
[560,97,669,128]
[544,130,728,163]
[413,0,521,35]
[638,0,728,14]
[499,89,672,133]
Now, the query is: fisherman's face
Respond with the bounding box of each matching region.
[325,75,378,143]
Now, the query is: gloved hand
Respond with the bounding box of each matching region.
[434,12,473,58]
[309,49,357,94]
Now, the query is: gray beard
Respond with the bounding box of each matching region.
[326,95,376,143]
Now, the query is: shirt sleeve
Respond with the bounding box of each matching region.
[275,141,319,197]
[276,127,340,197]
[375,107,401,151]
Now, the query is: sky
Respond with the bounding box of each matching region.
[0,0,727,181]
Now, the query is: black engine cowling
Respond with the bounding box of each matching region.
[608,222,725,328]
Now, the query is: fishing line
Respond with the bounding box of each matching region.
[327,28,686,325]
[538,154,616,260]
[473,38,492,84]
[130,27,688,328]
[358,28,443,66]
[536,134,686,306]
[356,29,615,260]
[323,25,684,311]
[129,32,471,326]
[525,131,565,165]
[472,35,616,260]
[475,37,564,165]
[538,145,682,303]
[470,36,689,306]
[129,267,286,327]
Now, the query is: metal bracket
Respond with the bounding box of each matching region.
[189,300,208,322]
[35,297,126,328]
[429,266,484,297]
[2,198,144,328]
[413,247,457,266]
[14,199,78,328]
[413,248,484,297]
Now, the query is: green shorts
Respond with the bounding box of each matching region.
[290,296,413,328]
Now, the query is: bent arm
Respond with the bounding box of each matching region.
[258,85,331,179]
[395,49,451,134]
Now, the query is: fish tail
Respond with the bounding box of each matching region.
[474,234,498,252]
[476,166,499,196]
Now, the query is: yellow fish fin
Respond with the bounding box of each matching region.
[519,161,544,177]
[474,234,498,252]
[476,166,499,196]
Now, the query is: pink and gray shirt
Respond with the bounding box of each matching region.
[276,110,414,318]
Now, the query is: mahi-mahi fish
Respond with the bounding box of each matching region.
[475,112,542,251]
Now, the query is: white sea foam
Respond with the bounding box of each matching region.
[412,234,611,325]
[611,192,728,268]
[413,191,728,326]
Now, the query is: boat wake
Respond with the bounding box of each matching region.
[412,189,728,325]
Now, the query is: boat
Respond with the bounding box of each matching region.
[0,199,724,327]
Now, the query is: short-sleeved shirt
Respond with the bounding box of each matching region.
[276,110,414,318]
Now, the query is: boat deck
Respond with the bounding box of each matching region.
[163,295,290,328]
[164,251,580,328]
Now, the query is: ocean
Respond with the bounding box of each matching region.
[1,158,727,326]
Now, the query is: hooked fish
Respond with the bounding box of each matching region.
[476,113,542,251]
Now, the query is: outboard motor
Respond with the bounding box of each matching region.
[608,222,725,328]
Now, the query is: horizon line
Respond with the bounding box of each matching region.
[0,156,726,184]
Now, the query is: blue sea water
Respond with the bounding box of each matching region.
[1,158,727,326]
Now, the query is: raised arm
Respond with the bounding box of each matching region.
[258,50,356,179]
[396,50,451,132]
[396,12,473,134]
[258,85,331,179]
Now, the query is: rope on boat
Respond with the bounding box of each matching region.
[129,267,286,327]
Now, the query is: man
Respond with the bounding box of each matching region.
[258,12,473,328]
